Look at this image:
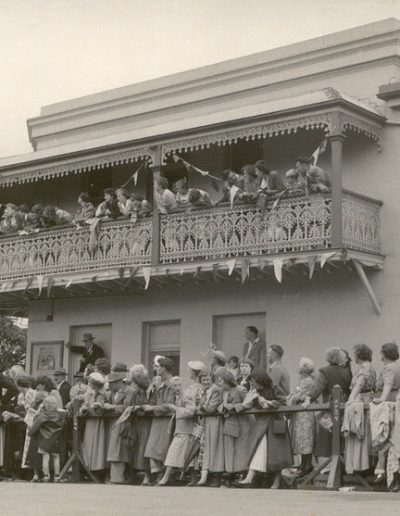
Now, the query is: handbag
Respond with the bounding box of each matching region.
[272,418,287,435]
[223,416,240,438]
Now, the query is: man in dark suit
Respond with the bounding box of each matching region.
[241,326,266,370]
[67,333,104,373]
[53,368,71,408]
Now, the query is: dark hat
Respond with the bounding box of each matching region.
[270,344,284,358]
[74,372,84,379]
[158,357,174,373]
[54,367,67,376]
[214,367,236,387]
[82,333,95,342]
[112,362,128,373]
[108,372,126,383]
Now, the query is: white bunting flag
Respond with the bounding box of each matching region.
[273,259,284,283]
[308,255,317,279]
[227,258,236,276]
[37,275,44,295]
[65,278,73,288]
[241,258,249,283]
[320,252,336,269]
[143,267,151,290]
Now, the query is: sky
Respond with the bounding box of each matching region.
[1,0,400,157]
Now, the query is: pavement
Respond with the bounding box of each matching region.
[0,483,399,516]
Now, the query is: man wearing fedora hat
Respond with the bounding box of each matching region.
[53,367,71,408]
[67,333,104,373]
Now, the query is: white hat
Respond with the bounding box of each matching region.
[153,355,166,366]
[188,360,207,372]
[89,372,105,385]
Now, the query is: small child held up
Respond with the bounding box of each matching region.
[28,395,65,482]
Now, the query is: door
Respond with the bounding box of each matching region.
[69,324,112,380]
[213,312,266,360]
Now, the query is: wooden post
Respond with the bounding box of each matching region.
[329,134,345,248]
[327,385,342,489]
[151,145,162,266]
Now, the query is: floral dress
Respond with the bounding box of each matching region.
[288,375,316,455]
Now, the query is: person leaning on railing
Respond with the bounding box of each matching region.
[308,348,352,463]
[295,155,331,195]
[254,160,285,213]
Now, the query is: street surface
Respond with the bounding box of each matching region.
[0,483,399,515]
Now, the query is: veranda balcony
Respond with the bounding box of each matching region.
[0,190,382,288]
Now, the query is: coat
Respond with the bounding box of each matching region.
[58,380,71,408]
[309,364,352,457]
[28,409,65,455]
[144,380,175,463]
[69,343,104,373]
[239,384,293,472]
[199,384,225,472]
[242,338,267,370]
[219,386,255,473]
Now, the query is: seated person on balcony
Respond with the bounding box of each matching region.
[154,177,177,214]
[241,164,261,202]
[74,192,96,224]
[95,188,120,219]
[215,169,244,205]
[0,204,21,234]
[175,179,211,211]
[130,193,152,220]
[116,188,133,217]
[24,204,44,231]
[284,169,306,197]
[187,188,212,211]
[254,161,284,212]
[41,206,72,228]
[295,156,331,194]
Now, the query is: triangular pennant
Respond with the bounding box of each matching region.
[91,276,97,283]
[24,276,35,291]
[320,252,336,269]
[37,275,44,295]
[47,278,54,298]
[241,258,249,283]
[258,258,267,271]
[229,185,240,208]
[227,258,236,276]
[143,267,151,290]
[65,278,73,288]
[180,267,185,276]
[308,255,317,279]
[273,259,284,283]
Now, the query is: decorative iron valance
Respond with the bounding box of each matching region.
[0,146,155,187]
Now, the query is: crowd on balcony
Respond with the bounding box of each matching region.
[1,331,400,492]
[0,155,331,238]
[155,156,331,214]
[0,189,153,237]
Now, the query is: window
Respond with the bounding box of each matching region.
[142,320,181,376]
[212,312,266,360]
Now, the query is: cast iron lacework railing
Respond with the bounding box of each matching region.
[342,190,381,255]
[0,218,152,282]
[160,194,333,263]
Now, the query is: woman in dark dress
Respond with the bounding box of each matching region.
[236,368,292,489]
[309,348,352,460]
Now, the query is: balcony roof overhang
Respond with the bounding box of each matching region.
[0,88,385,188]
[0,247,384,318]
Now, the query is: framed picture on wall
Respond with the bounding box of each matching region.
[30,341,64,377]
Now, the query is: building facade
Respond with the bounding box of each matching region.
[1,19,400,382]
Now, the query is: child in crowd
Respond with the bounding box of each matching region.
[284,169,306,197]
[227,356,240,380]
[74,193,95,225]
[130,193,152,221]
[95,188,120,219]
[28,395,65,482]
